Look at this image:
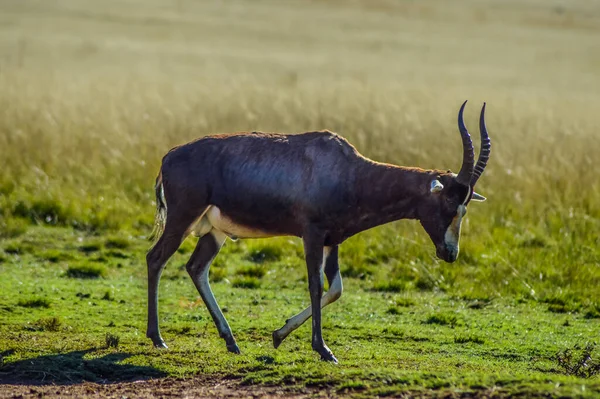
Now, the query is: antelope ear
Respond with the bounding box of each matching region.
[430,180,444,193]
[471,192,486,202]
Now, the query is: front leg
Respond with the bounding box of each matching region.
[303,229,338,363]
[273,246,342,348]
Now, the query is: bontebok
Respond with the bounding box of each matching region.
[146,100,491,363]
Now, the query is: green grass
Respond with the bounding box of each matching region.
[236,265,267,279]
[0,0,599,397]
[424,313,459,327]
[454,334,485,345]
[65,263,108,279]
[231,277,262,289]
[372,280,407,293]
[26,317,63,332]
[1,227,599,397]
[17,297,51,309]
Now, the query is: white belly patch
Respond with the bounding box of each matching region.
[190,206,275,240]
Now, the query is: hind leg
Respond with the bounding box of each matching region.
[146,211,200,348]
[186,228,239,353]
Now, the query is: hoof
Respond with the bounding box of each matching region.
[227,343,241,354]
[320,352,338,364]
[147,330,168,349]
[153,340,168,349]
[315,345,338,363]
[272,330,283,349]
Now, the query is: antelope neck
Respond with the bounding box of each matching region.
[348,162,430,233]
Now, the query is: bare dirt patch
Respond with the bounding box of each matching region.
[0,377,335,399]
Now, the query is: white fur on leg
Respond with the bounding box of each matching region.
[196,230,233,337]
[274,247,342,344]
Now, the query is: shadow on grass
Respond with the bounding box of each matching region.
[0,349,166,385]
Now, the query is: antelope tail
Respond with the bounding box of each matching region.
[149,172,167,247]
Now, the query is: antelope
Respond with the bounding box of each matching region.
[146,101,491,363]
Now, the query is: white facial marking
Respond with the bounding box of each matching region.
[462,186,473,205]
[444,205,466,249]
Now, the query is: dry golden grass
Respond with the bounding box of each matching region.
[0,0,598,237]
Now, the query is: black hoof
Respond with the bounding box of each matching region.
[153,340,168,349]
[320,352,338,363]
[227,343,241,354]
[315,345,338,363]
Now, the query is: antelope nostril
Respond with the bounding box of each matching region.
[436,245,459,263]
[445,245,459,261]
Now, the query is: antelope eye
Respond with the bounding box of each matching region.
[444,196,456,205]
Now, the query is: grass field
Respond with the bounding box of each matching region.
[1,0,599,397]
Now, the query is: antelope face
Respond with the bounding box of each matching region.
[419,177,484,263]
[419,100,491,263]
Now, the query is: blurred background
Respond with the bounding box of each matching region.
[0,1,598,296]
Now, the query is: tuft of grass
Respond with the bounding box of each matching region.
[0,218,28,239]
[173,325,192,335]
[17,297,51,308]
[236,265,267,279]
[372,280,406,293]
[104,250,129,259]
[79,241,103,253]
[210,268,227,283]
[519,236,549,248]
[12,198,73,226]
[415,276,436,291]
[338,380,369,392]
[39,249,73,263]
[3,242,29,255]
[381,326,405,337]
[105,236,131,250]
[584,306,600,319]
[256,355,275,365]
[424,313,458,326]
[25,317,62,332]
[101,291,114,301]
[232,277,261,289]
[247,245,283,264]
[395,298,415,307]
[66,263,107,279]
[547,304,569,313]
[40,317,62,332]
[554,343,600,378]
[454,334,485,345]
[542,296,580,314]
[386,306,401,315]
[105,333,120,348]
[466,299,491,310]
[341,263,374,279]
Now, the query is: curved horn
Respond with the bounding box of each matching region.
[455,100,475,186]
[471,102,491,187]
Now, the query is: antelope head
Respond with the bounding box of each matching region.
[418,101,491,263]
